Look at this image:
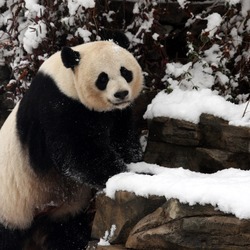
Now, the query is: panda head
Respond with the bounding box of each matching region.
[42,41,143,112]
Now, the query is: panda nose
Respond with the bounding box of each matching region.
[114,90,129,100]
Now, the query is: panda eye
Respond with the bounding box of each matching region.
[96,72,109,91]
[120,66,133,83]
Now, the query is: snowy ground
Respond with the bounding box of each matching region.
[105,87,250,220]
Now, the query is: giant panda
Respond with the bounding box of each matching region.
[0,41,143,249]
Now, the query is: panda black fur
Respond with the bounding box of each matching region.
[0,41,143,249]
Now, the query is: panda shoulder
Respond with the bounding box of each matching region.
[38,51,78,101]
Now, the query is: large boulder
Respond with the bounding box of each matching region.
[126,198,250,249]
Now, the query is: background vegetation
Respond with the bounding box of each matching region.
[0,0,249,115]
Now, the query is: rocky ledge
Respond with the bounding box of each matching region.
[144,114,250,173]
[88,191,250,249]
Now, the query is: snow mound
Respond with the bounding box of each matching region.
[144,88,250,127]
[105,162,250,219]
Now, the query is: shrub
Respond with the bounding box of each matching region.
[163,0,250,104]
[0,0,249,109]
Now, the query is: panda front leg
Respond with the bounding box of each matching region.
[110,108,143,164]
[72,146,127,187]
[0,224,22,250]
[47,134,127,187]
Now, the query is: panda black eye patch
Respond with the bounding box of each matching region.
[120,66,133,83]
[96,72,109,90]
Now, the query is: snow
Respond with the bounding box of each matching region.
[163,61,216,91]
[105,162,250,219]
[25,0,45,17]
[23,21,47,54]
[127,6,155,45]
[67,0,95,15]
[76,28,92,43]
[241,0,250,17]
[144,88,250,127]
[103,11,115,23]
[152,33,159,41]
[0,0,5,8]
[216,71,229,85]
[230,27,242,48]
[98,224,117,246]
[203,13,222,38]
[177,0,189,8]
[165,62,192,78]
[225,0,240,4]
[133,2,140,14]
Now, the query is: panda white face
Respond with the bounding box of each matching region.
[40,41,143,112]
[71,41,143,111]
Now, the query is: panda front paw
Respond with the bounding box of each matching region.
[88,158,127,187]
[123,146,143,164]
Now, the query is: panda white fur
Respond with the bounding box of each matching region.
[0,41,143,249]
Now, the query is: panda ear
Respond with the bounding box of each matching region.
[61,47,80,69]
